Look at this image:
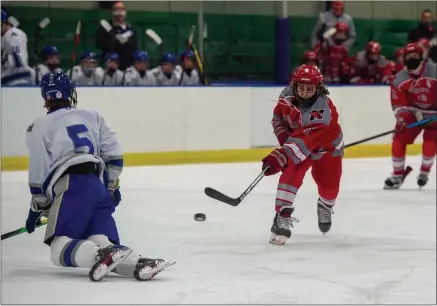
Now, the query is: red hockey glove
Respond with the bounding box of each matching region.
[262,148,288,176]
[395,116,407,133]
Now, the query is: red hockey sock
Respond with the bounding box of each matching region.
[392,140,407,175]
[420,140,436,173]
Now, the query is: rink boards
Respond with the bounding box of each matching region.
[1,86,422,171]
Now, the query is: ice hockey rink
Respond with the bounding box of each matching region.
[1,156,436,304]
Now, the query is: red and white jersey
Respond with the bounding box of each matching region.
[271,86,344,165]
[350,51,389,84]
[391,60,437,120]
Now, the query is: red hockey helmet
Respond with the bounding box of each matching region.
[417,38,431,50]
[292,64,323,85]
[366,41,381,54]
[403,43,424,56]
[292,64,324,106]
[403,43,425,71]
[395,48,404,58]
[335,22,349,32]
[304,50,317,61]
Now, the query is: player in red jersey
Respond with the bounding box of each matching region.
[261,64,344,245]
[385,43,437,189]
[350,41,391,84]
[314,22,351,84]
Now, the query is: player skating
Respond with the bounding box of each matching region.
[25,71,175,281]
[261,64,343,245]
[384,43,437,190]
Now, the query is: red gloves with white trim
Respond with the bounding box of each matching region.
[262,148,288,176]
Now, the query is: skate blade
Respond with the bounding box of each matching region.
[136,260,176,281]
[269,234,289,245]
[383,185,401,190]
[90,248,133,282]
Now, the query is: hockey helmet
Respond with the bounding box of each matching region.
[304,50,317,61]
[335,22,349,32]
[133,50,149,62]
[80,51,97,61]
[106,52,120,62]
[40,71,77,109]
[1,10,7,23]
[291,64,324,107]
[366,41,381,55]
[395,48,404,59]
[161,52,176,64]
[41,45,59,59]
[180,50,195,62]
[403,43,425,71]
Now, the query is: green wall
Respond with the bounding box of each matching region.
[5,6,424,81]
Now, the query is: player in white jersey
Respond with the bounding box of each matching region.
[176,50,201,85]
[67,51,104,86]
[123,50,157,85]
[152,52,181,85]
[34,45,62,85]
[25,71,175,281]
[1,10,34,85]
[98,52,124,85]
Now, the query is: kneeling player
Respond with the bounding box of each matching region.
[385,43,437,189]
[261,64,343,245]
[25,71,175,281]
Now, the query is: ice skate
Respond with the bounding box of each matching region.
[417,172,429,189]
[89,245,133,282]
[384,174,404,190]
[133,258,176,281]
[317,199,333,234]
[269,208,299,245]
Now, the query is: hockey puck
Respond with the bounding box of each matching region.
[194,213,206,222]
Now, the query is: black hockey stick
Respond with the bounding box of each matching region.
[205,167,269,206]
[205,116,437,206]
[1,218,47,240]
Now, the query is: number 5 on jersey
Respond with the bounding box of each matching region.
[67,124,95,154]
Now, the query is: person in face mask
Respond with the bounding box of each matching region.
[408,9,436,43]
[123,50,157,86]
[67,51,104,86]
[349,41,390,84]
[384,42,437,190]
[35,45,62,85]
[98,52,124,86]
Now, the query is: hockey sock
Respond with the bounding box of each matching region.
[392,140,407,175]
[420,140,436,173]
[50,236,100,268]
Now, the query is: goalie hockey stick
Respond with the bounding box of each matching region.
[204,116,437,206]
[1,218,47,240]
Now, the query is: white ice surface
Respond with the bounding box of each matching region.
[1,156,436,304]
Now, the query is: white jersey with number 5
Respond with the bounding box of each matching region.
[26,108,122,201]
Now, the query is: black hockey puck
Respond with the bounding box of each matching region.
[194,213,206,222]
